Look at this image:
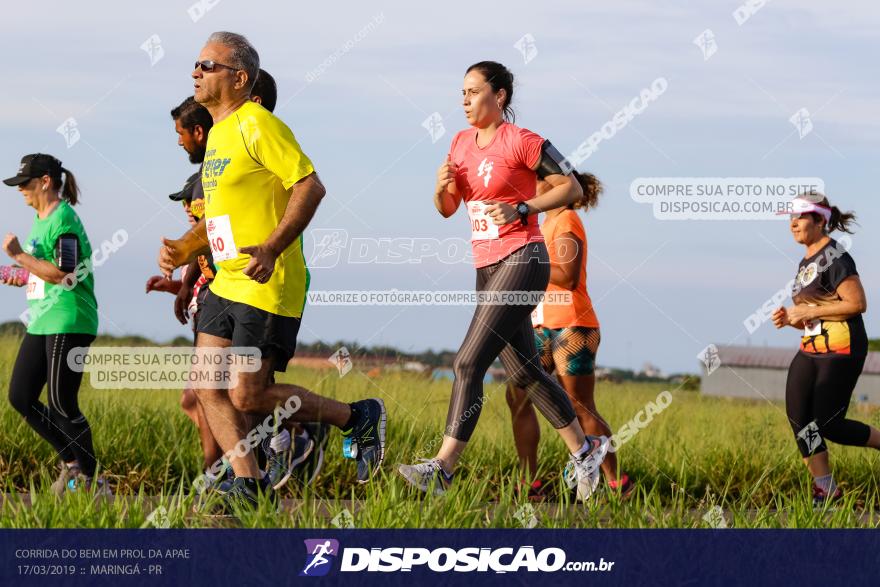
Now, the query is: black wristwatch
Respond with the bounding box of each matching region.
[516,202,530,226]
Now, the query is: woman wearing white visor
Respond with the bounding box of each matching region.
[772,194,880,508]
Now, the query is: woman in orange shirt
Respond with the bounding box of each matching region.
[507,171,632,499]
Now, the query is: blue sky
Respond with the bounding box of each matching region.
[1,1,877,373]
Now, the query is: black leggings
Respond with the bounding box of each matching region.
[785,351,870,458]
[8,333,98,477]
[445,242,577,441]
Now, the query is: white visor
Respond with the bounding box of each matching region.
[778,197,831,224]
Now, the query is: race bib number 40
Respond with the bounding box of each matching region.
[467,201,500,241]
[206,215,238,262]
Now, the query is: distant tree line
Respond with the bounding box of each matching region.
[3,321,783,382]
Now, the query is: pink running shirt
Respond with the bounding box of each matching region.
[447,122,545,268]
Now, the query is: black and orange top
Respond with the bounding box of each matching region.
[791,239,867,356]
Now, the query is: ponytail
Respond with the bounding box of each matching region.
[571,171,603,211]
[827,205,856,234]
[810,195,855,234]
[53,167,80,206]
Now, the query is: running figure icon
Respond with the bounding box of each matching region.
[302,540,335,575]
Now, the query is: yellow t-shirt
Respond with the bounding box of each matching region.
[202,101,315,317]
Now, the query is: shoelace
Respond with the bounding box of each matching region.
[580,454,601,475]
[353,407,377,443]
[269,429,292,453]
[226,482,258,507]
[413,458,446,482]
[581,437,606,469]
[357,426,375,445]
[563,451,601,490]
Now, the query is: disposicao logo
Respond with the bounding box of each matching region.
[300,539,339,577]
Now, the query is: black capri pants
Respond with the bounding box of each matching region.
[785,351,870,458]
[445,242,577,441]
[8,333,98,477]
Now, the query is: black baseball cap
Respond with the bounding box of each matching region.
[168,172,201,202]
[3,153,63,186]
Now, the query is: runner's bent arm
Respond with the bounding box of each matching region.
[434,158,461,218]
[549,231,583,290]
[239,172,326,282]
[3,234,68,284]
[787,276,867,324]
[264,173,326,255]
[181,259,202,290]
[8,252,68,285]
[485,172,582,225]
[158,217,209,277]
[520,170,582,217]
[171,258,203,324]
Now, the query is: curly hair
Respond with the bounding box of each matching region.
[571,171,603,211]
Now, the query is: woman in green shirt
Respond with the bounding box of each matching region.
[2,154,106,496]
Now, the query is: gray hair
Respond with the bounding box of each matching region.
[207,31,260,91]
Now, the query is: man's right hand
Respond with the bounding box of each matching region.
[158,218,210,278]
[174,282,194,325]
[159,237,190,278]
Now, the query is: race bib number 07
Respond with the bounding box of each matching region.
[467,201,500,241]
[26,274,45,300]
[206,215,238,262]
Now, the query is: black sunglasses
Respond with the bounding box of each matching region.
[194,60,237,73]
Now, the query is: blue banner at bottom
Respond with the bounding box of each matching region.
[2,529,877,585]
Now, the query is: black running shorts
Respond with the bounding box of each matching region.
[196,289,301,372]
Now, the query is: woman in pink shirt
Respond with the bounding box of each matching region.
[398,61,609,501]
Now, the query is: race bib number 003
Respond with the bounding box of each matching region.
[467,201,500,241]
[206,215,238,262]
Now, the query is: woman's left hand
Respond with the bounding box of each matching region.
[484,202,518,226]
[785,304,813,325]
[2,233,23,259]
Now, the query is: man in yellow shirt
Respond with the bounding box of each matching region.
[158,32,385,513]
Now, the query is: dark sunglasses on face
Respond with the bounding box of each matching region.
[194,60,237,73]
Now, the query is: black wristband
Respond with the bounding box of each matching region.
[516,203,530,226]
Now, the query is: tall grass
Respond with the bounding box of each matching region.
[1,334,878,528]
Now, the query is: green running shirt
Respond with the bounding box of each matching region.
[23,200,98,336]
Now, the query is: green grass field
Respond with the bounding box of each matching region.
[1,334,879,529]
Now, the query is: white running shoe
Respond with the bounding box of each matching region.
[397,459,454,496]
[50,462,80,497]
[565,435,610,502]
